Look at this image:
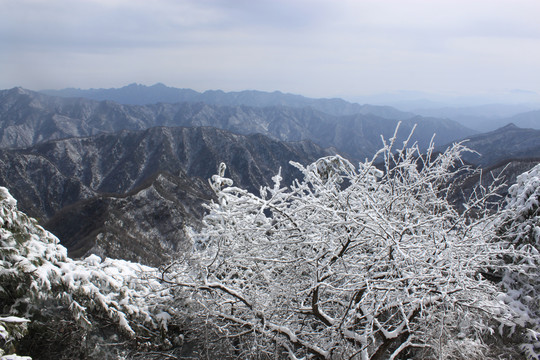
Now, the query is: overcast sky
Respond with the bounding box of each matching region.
[2,0,540,102]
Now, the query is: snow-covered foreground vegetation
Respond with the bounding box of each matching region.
[0,186,182,358]
[1,133,539,359]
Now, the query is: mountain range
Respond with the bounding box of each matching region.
[1,87,475,160]
[42,83,540,132]
[453,123,540,167]
[414,105,540,131]
[42,82,415,119]
[0,125,332,264]
[1,85,539,264]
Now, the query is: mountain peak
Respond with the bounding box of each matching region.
[9,87,29,95]
[497,123,520,131]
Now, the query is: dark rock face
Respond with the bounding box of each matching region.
[0,126,333,264]
[1,88,475,160]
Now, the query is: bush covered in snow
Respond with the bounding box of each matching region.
[162,131,527,359]
[2,131,539,359]
[497,163,540,359]
[0,187,176,358]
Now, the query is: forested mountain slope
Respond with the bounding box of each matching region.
[447,123,540,166]
[0,126,332,264]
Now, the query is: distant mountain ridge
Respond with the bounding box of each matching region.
[0,87,475,160]
[441,123,540,167]
[412,104,540,131]
[42,83,415,119]
[505,110,540,130]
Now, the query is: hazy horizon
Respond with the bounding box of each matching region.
[2,0,540,105]
[23,82,540,111]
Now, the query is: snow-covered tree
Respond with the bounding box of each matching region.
[174,130,519,359]
[0,187,176,358]
[496,163,540,359]
[3,126,537,358]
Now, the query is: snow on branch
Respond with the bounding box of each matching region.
[0,187,176,357]
[188,130,521,359]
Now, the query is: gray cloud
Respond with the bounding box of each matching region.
[1,0,540,101]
